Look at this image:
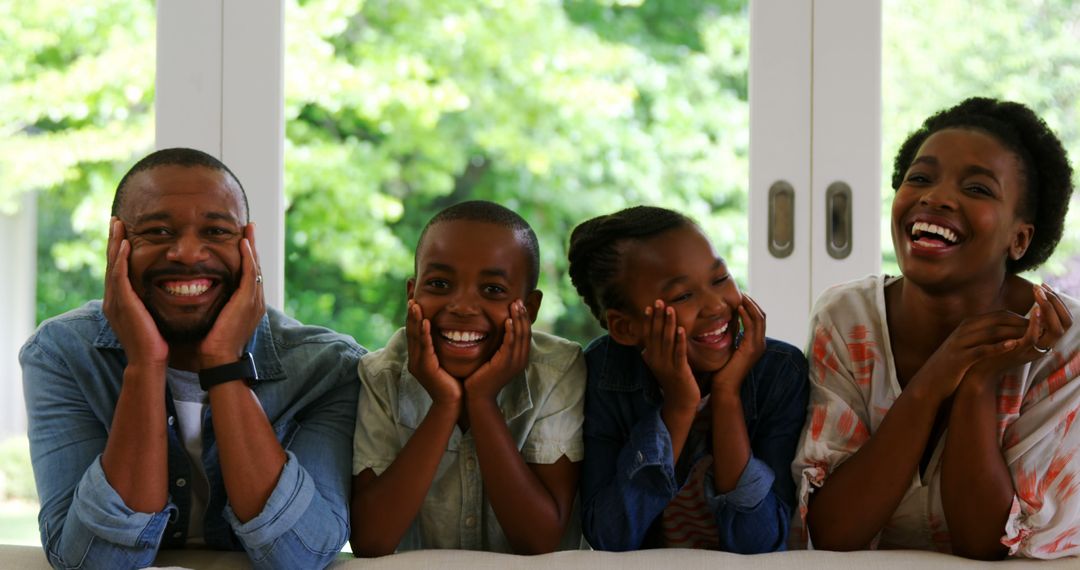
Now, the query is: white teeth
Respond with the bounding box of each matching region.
[443,330,485,343]
[699,322,729,338]
[164,283,210,296]
[911,221,958,244]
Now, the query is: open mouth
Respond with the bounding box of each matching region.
[153,278,220,303]
[909,221,961,249]
[439,329,488,346]
[692,321,730,346]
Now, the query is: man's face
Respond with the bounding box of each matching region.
[118,165,247,342]
[407,220,539,379]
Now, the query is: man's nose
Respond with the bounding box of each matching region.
[166,232,210,264]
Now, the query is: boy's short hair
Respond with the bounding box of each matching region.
[416,200,541,290]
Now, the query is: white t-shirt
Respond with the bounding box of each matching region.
[166,368,211,545]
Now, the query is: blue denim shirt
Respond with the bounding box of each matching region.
[20,301,364,570]
[580,335,808,553]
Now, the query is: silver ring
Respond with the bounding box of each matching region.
[255,274,264,284]
[1033,343,1051,354]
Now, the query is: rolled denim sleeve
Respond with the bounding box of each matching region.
[703,455,789,553]
[223,365,358,569]
[582,406,679,551]
[22,335,172,570]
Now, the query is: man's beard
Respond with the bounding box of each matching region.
[140,265,238,343]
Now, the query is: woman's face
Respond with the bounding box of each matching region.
[891,128,1033,291]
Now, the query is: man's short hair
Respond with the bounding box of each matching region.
[416,200,541,291]
[111,147,250,222]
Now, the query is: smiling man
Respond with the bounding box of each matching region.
[20,148,364,570]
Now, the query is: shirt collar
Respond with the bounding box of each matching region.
[93,311,286,384]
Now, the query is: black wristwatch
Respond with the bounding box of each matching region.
[199,352,258,391]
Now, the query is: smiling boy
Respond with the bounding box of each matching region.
[350,201,585,555]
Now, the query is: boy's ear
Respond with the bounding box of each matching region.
[406,278,416,299]
[524,290,542,323]
[605,308,640,347]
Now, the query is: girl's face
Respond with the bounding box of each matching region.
[608,224,743,373]
[891,128,1033,291]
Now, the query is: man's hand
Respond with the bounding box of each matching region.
[405,300,464,406]
[199,223,266,369]
[102,217,169,368]
[711,294,766,397]
[641,300,700,407]
[464,300,531,401]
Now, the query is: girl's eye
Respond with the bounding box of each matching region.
[670,292,691,303]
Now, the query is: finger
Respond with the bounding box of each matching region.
[106,218,123,276]
[662,306,678,367]
[240,238,258,293]
[674,326,687,369]
[1037,284,1069,340]
[246,238,264,311]
[513,301,531,365]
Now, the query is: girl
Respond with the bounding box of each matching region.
[568,206,807,552]
[793,97,1079,559]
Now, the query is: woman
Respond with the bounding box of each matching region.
[792,97,1079,559]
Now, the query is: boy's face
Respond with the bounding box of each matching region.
[608,224,743,374]
[408,219,541,379]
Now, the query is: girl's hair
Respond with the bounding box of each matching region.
[567,206,695,329]
[891,97,1074,274]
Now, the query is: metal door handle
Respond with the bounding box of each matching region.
[768,181,794,259]
[826,181,852,259]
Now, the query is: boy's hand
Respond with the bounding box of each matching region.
[465,300,531,401]
[641,300,699,409]
[405,300,463,406]
[103,217,169,369]
[199,224,266,369]
[711,294,766,397]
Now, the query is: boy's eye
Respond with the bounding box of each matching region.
[425,279,450,289]
[483,284,507,296]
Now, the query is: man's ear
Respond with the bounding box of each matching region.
[1009,221,1035,261]
[524,290,543,323]
[406,278,416,300]
[605,308,640,347]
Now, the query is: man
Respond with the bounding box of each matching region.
[21,148,363,569]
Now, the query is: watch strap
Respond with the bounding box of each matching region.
[198,352,258,391]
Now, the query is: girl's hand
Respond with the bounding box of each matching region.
[641,300,699,408]
[711,294,766,397]
[405,300,463,406]
[465,300,531,401]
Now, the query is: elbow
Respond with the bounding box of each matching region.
[349,533,397,558]
[951,541,1008,561]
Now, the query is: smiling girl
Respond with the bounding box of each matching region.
[568,206,808,552]
[792,97,1079,559]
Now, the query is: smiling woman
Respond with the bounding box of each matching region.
[793,98,1080,560]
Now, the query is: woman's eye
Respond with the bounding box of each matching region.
[905,173,930,184]
[713,275,730,286]
[966,184,993,196]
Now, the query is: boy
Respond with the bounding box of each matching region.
[350,201,585,555]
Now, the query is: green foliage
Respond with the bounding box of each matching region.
[284,0,751,347]
[0,437,36,502]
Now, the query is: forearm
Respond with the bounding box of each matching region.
[209,382,287,523]
[710,391,750,492]
[350,401,459,556]
[468,397,568,554]
[808,386,941,550]
[582,410,680,551]
[660,400,697,463]
[101,364,169,513]
[941,379,1011,560]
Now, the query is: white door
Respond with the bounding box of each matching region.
[749,0,882,346]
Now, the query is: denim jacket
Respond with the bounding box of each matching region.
[580,335,808,553]
[20,301,364,570]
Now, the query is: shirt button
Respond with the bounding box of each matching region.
[168,416,176,426]
[173,531,182,539]
[176,478,187,487]
[465,516,477,528]
[636,451,645,463]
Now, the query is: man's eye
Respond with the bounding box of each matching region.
[141,227,172,237]
[205,227,233,237]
